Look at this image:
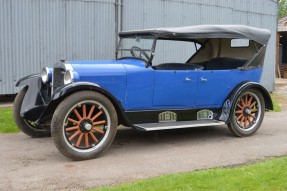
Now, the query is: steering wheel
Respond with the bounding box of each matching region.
[130,46,150,60]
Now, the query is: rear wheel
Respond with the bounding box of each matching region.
[228,89,265,137]
[13,87,51,137]
[51,91,118,161]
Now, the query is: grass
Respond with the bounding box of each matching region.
[270,93,284,112]
[272,99,282,112]
[0,107,20,133]
[94,157,287,191]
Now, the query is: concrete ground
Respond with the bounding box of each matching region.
[0,79,287,191]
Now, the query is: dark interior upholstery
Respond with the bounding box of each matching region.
[153,63,204,70]
[199,57,248,70]
[153,58,247,71]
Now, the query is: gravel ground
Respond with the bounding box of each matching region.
[1,110,287,191]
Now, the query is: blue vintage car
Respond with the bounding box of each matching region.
[13,25,272,160]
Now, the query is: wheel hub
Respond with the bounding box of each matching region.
[243,107,251,116]
[79,119,93,133]
[84,123,92,131]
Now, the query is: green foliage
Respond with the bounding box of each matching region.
[279,0,287,18]
[270,93,283,112]
[272,99,282,112]
[94,157,287,191]
[0,107,19,133]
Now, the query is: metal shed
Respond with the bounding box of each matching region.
[0,0,278,94]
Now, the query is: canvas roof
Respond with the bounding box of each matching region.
[119,25,271,45]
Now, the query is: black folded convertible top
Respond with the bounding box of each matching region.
[119,25,271,45]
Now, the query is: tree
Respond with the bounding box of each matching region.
[279,0,287,17]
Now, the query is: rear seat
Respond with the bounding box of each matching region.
[203,57,248,70]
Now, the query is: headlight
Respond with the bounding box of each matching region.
[41,67,51,84]
[64,70,74,85]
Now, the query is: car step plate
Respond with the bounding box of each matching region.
[134,120,225,131]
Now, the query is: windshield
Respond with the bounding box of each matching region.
[117,35,154,61]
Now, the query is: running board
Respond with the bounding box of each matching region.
[134,120,225,131]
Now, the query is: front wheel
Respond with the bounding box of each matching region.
[13,87,51,138]
[228,89,265,137]
[51,91,118,161]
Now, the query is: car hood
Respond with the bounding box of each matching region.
[70,58,146,79]
[68,58,147,106]
[70,58,146,70]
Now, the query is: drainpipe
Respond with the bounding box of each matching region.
[115,0,123,59]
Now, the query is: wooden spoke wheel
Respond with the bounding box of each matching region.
[64,101,109,150]
[51,91,117,161]
[228,89,265,137]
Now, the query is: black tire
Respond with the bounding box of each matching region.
[228,89,265,137]
[13,87,51,138]
[51,91,118,161]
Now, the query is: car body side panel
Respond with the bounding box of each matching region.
[65,59,263,112]
[123,60,155,110]
[70,60,127,107]
[153,70,198,107]
[196,67,263,107]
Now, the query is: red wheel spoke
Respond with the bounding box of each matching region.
[93,127,104,134]
[236,104,243,109]
[241,98,246,107]
[85,133,89,148]
[250,114,257,120]
[73,109,82,120]
[240,116,245,127]
[87,105,95,119]
[69,130,81,141]
[93,120,106,126]
[91,111,103,121]
[251,109,258,113]
[83,105,87,118]
[235,110,243,114]
[237,114,243,120]
[89,132,99,143]
[248,96,253,106]
[76,133,84,147]
[250,101,257,108]
[247,116,252,125]
[245,95,248,106]
[66,126,79,132]
[244,119,247,128]
[68,118,79,124]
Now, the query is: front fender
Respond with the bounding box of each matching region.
[16,74,41,87]
[37,82,132,126]
[14,74,51,121]
[219,81,273,123]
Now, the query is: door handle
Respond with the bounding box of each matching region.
[200,77,208,82]
[185,77,191,81]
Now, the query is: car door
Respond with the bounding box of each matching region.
[153,70,198,107]
[195,70,233,107]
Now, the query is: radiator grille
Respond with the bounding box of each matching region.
[52,68,65,92]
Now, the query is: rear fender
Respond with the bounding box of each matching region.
[219,81,273,123]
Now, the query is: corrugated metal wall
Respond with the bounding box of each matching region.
[123,0,278,92]
[0,0,116,94]
[0,0,278,94]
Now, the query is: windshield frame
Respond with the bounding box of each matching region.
[116,34,157,64]
[116,34,206,67]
